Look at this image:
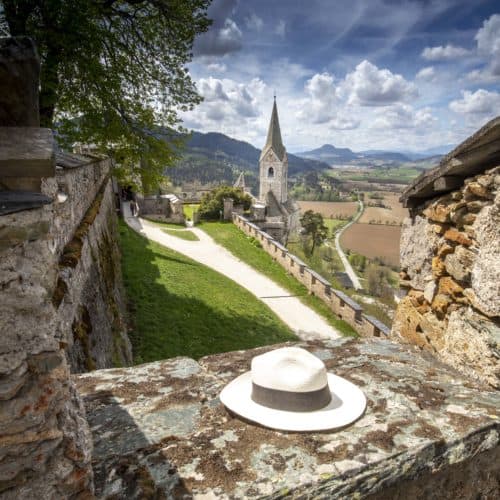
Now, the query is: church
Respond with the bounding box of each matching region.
[232,97,300,243]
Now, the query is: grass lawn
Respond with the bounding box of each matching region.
[119,221,297,363]
[162,228,199,241]
[199,222,357,336]
[183,203,199,220]
[324,218,347,237]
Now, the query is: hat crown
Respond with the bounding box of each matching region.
[251,347,327,393]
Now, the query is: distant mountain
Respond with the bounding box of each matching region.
[167,131,330,191]
[358,150,411,162]
[297,144,358,163]
[296,144,412,164]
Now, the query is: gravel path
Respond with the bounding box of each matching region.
[123,204,340,340]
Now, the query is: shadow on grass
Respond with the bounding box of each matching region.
[119,221,297,363]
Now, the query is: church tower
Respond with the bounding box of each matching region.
[259,97,288,204]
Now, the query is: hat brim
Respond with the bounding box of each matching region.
[220,371,366,432]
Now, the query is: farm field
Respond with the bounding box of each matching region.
[359,192,409,225]
[297,201,358,219]
[340,223,401,268]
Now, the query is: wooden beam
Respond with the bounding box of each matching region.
[0,190,52,215]
[0,127,55,178]
[433,175,463,192]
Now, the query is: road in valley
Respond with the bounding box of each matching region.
[333,199,364,290]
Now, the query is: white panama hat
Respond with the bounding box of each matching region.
[220,347,366,432]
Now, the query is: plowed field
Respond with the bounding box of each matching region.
[340,223,401,267]
[359,192,408,225]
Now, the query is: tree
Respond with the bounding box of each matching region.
[198,186,252,220]
[366,263,392,298]
[2,0,211,189]
[299,210,328,256]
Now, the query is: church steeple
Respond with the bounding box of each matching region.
[260,96,285,161]
[259,97,288,204]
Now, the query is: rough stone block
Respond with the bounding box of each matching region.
[400,215,440,290]
[466,181,493,199]
[75,339,500,499]
[423,203,450,223]
[0,37,39,127]
[471,195,500,317]
[443,308,500,388]
[444,246,475,283]
[443,228,473,246]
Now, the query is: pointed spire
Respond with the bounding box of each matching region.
[234,171,246,189]
[261,97,285,161]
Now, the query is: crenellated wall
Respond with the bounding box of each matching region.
[233,214,390,338]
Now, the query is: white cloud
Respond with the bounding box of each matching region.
[245,13,264,31]
[416,66,435,80]
[198,77,229,102]
[195,19,242,56]
[297,72,340,124]
[344,60,418,106]
[468,14,500,80]
[206,62,227,73]
[475,14,500,62]
[188,77,267,131]
[372,104,436,130]
[449,89,500,114]
[329,116,360,130]
[421,44,471,61]
[275,20,286,37]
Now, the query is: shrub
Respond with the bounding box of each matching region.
[198,185,252,220]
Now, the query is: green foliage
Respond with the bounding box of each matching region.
[2,0,211,190]
[300,210,328,256]
[348,253,367,272]
[118,221,296,362]
[366,263,393,298]
[183,203,199,221]
[323,218,347,236]
[200,222,357,336]
[198,186,252,220]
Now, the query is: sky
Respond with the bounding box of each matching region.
[180,0,500,154]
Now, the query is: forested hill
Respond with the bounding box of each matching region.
[167,131,330,190]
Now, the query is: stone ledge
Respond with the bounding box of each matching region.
[75,338,499,499]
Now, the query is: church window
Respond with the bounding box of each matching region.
[268,167,274,178]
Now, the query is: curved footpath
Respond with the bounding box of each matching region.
[123,204,340,340]
[334,199,364,290]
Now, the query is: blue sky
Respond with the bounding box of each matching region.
[181,0,500,153]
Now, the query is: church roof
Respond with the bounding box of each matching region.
[260,98,286,161]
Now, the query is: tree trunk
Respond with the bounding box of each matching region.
[39,47,60,127]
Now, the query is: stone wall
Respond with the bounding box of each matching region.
[137,194,184,224]
[233,214,390,338]
[75,338,500,498]
[0,170,94,496]
[53,158,132,372]
[393,166,499,388]
[0,152,132,496]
